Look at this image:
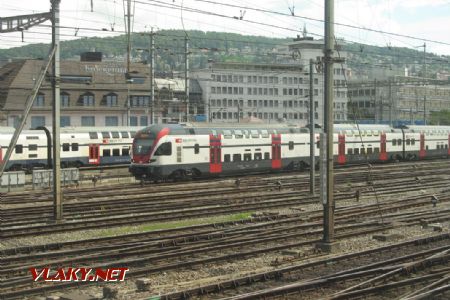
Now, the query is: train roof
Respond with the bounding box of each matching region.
[403,125,450,133]
[0,126,144,135]
[137,123,309,136]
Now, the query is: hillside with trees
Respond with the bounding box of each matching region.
[0,30,449,79]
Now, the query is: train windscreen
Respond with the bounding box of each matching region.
[133,138,153,155]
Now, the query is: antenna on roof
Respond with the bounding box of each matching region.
[288,5,295,16]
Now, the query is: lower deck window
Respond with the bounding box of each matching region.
[113,149,120,156]
[224,154,231,162]
[233,154,241,162]
[243,153,252,161]
[103,149,111,157]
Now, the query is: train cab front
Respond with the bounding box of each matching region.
[129,126,169,180]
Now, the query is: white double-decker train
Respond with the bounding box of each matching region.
[0,126,142,171]
[129,123,450,181]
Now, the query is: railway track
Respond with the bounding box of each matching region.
[1,160,449,298]
[1,178,449,298]
[2,160,450,238]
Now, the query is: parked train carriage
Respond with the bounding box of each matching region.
[0,127,49,170]
[0,126,141,171]
[405,126,450,159]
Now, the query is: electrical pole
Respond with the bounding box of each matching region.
[388,79,392,127]
[423,43,427,125]
[51,0,62,222]
[309,59,315,196]
[150,28,155,124]
[317,0,338,252]
[126,0,131,73]
[184,35,189,122]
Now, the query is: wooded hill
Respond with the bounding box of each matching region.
[0,30,448,78]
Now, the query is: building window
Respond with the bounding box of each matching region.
[60,116,71,127]
[61,92,70,107]
[103,93,118,107]
[131,96,149,107]
[105,116,118,126]
[81,116,95,126]
[34,93,45,107]
[140,116,148,126]
[31,116,45,128]
[79,92,95,106]
[130,116,138,126]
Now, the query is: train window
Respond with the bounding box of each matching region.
[397,139,402,145]
[406,139,411,145]
[103,149,111,157]
[62,143,70,152]
[316,140,320,149]
[411,138,416,145]
[234,130,243,139]
[102,132,111,139]
[113,149,120,156]
[89,132,98,139]
[29,144,38,151]
[29,154,38,158]
[289,141,294,150]
[154,142,172,156]
[111,132,120,139]
[15,145,23,154]
[26,136,39,140]
[224,154,231,162]
[374,147,380,153]
[130,131,136,138]
[261,130,269,138]
[194,144,200,154]
[122,148,130,156]
[244,153,252,161]
[426,145,429,150]
[254,153,262,160]
[243,130,250,138]
[72,143,79,151]
[392,139,397,146]
[354,148,359,155]
[367,148,373,155]
[264,152,270,160]
[233,154,242,162]
[347,148,353,155]
[121,132,130,138]
[250,130,259,138]
[361,148,366,155]
[223,130,232,139]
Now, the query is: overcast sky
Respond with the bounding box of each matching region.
[0,0,449,56]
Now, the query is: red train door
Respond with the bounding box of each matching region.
[337,134,346,164]
[419,133,426,159]
[209,134,222,173]
[271,134,281,169]
[380,133,388,161]
[89,144,100,165]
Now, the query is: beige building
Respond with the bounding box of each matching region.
[347,77,450,124]
[0,56,202,129]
